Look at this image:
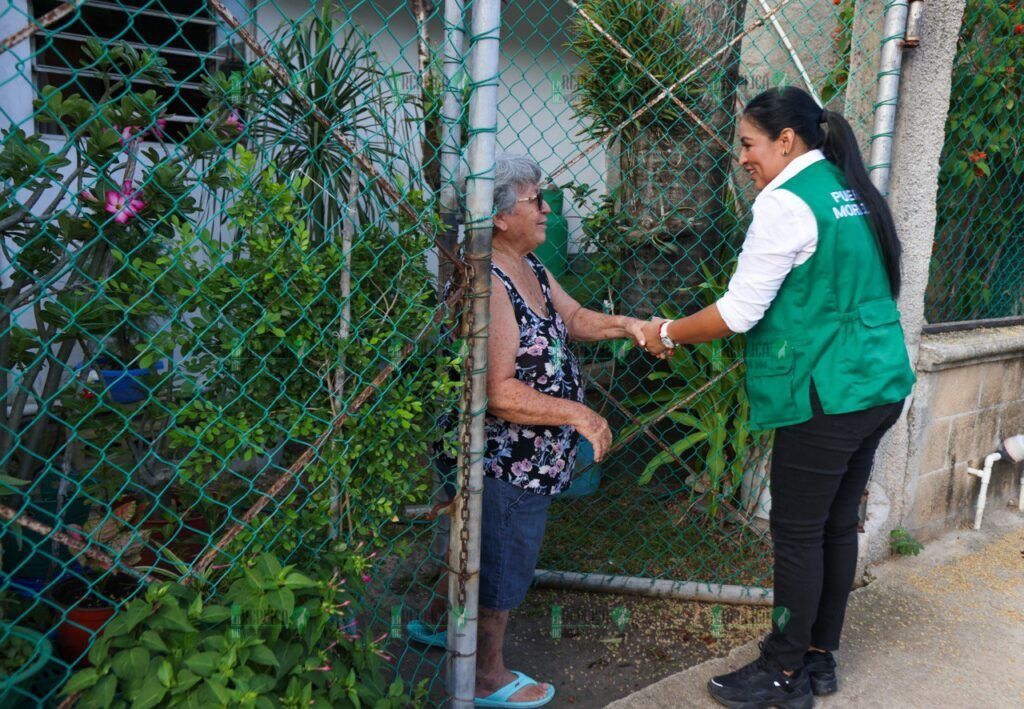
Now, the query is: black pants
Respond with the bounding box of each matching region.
[763,386,903,670]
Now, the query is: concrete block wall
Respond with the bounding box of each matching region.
[901,326,1024,540]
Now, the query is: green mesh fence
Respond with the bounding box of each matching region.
[1,0,905,706]
[1,0,464,704]
[925,0,1024,324]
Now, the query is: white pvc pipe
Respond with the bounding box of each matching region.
[966,452,1002,530]
[867,0,911,194]
[534,569,773,606]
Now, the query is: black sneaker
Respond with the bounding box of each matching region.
[707,647,814,709]
[803,650,837,696]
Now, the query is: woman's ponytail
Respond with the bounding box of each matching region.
[821,110,902,298]
[744,87,903,298]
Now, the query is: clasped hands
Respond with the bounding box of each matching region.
[623,317,676,359]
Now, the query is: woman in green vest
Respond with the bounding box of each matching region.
[641,86,915,708]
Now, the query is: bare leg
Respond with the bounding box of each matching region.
[475,606,550,702]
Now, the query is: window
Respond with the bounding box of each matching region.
[31,0,251,138]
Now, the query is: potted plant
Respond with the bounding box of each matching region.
[61,552,424,707]
[50,499,153,666]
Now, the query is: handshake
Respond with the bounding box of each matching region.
[624,316,677,359]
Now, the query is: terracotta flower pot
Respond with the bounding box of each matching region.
[50,576,135,667]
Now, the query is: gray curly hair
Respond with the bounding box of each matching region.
[492,154,543,215]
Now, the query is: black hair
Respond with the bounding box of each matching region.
[742,86,902,297]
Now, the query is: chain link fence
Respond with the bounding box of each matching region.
[1,0,469,704]
[924,0,1023,325]
[0,0,922,706]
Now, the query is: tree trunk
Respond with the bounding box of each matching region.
[618,0,747,319]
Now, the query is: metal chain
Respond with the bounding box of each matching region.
[455,259,476,617]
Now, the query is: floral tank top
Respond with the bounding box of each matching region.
[437,254,585,495]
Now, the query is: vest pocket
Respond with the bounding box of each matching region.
[847,298,905,381]
[745,341,796,422]
[857,298,901,327]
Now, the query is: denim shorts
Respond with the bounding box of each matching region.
[478,476,553,611]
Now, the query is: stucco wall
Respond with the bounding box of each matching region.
[865,0,967,563]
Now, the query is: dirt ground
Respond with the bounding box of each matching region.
[394,585,774,708]
[503,589,772,707]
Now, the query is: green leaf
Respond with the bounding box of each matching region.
[139,629,169,654]
[121,600,152,635]
[157,659,174,688]
[132,673,168,709]
[253,553,283,580]
[637,430,708,484]
[93,675,117,707]
[155,603,197,633]
[266,587,295,620]
[247,643,280,667]
[111,647,150,680]
[206,680,232,704]
[282,571,316,590]
[184,651,220,678]
[200,604,233,623]
[62,668,101,694]
[173,669,202,695]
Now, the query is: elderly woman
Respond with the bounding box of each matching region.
[410,154,647,707]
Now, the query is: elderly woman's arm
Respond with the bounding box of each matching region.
[545,268,650,345]
[487,275,612,460]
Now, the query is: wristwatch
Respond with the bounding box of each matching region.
[659,320,675,349]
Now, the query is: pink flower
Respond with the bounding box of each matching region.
[313,664,332,672]
[79,188,97,202]
[223,109,244,134]
[152,118,167,138]
[361,574,371,583]
[105,182,145,224]
[117,125,138,145]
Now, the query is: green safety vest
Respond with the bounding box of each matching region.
[743,159,916,430]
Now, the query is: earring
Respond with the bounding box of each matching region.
[783,150,789,157]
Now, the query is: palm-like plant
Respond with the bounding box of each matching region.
[242,3,417,244]
[571,0,699,139]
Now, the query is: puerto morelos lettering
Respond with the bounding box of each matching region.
[829,189,870,220]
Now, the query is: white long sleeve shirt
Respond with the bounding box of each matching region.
[717,150,826,334]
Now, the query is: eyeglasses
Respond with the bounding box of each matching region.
[515,192,545,210]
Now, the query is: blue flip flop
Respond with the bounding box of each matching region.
[475,671,555,708]
[406,619,446,649]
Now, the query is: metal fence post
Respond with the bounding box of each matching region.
[447,0,501,706]
[867,0,911,194]
[438,0,467,290]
